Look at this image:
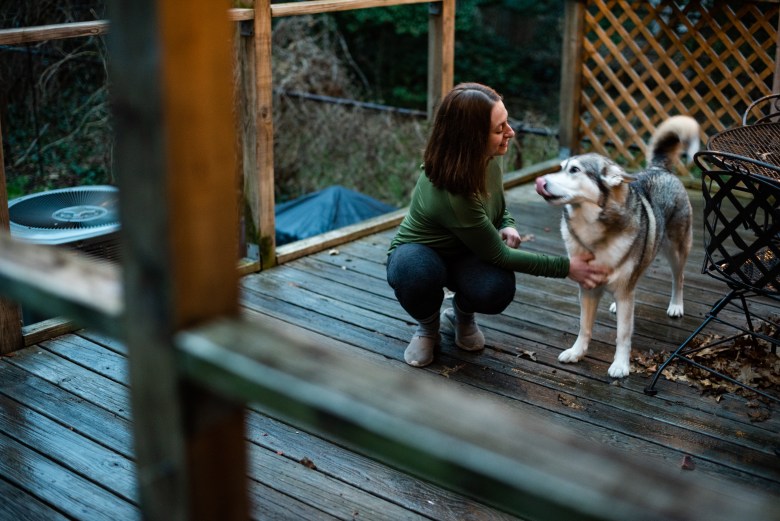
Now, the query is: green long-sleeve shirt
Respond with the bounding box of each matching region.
[388,160,570,278]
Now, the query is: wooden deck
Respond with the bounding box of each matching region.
[1,182,779,520]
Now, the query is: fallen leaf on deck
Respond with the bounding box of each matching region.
[439,364,465,378]
[300,457,317,469]
[747,408,771,423]
[328,249,340,255]
[557,393,585,410]
[681,455,696,470]
[516,349,537,361]
[632,316,779,420]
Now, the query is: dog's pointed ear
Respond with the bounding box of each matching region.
[602,162,626,187]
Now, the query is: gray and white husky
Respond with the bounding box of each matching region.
[535,115,699,378]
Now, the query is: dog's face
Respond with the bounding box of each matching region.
[535,153,625,206]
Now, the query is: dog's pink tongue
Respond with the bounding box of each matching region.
[535,176,550,197]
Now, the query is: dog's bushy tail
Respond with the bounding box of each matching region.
[647,115,700,171]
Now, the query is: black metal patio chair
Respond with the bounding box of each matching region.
[742,93,780,125]
[644,151,780,402]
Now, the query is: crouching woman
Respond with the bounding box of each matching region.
[386,82,607,367]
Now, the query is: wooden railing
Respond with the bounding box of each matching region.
[1,2,779,520]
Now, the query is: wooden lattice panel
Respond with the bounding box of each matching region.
[577,0,779,169]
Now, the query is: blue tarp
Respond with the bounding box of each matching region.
[275,185,396,245]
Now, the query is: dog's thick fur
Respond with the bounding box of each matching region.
[535,116,699,378]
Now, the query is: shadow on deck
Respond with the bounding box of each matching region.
[1,183,778,520]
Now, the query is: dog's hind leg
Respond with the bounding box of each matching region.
[609,291,635,378]
[664,248,685,317]
[559,286,603,364]
[661,233,691,318]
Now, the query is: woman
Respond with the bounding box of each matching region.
[386,82,608,367]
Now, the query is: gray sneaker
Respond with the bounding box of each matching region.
[404,333,439,367]
[440,308,485,351]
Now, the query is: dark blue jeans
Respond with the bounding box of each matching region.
[386,243,516,321]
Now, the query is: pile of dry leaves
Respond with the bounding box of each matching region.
[632,316,779,420]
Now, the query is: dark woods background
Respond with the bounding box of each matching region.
[0,0,563,206]
[1,2,110,199]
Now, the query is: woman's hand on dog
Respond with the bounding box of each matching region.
[500,227,522,248]
[568,252,610,289]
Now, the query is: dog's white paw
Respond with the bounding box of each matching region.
[608,359,630,378]
[666,303,684,318]
[609,302,617,314]
[558,346,585,364]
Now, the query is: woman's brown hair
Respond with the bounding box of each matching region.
[423,82,501,197]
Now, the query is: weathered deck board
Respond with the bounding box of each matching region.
[0,477,72,521]
[1,183,778,519]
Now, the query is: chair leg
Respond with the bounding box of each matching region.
[644,316,715,396]
[644,289,780,403]
[643,290,735,397]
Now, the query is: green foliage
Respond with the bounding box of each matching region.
[1,1,112,198]
[500,0,556,15]
[337,4,429,36]
[6,175,29,200]
[330,2,486,106]
[337,0,483,36]
[329,0,563,119]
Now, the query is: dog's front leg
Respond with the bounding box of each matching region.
[559,286,602,364]
[608,292,635,378]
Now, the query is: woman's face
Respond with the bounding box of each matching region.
[486,100,515,157]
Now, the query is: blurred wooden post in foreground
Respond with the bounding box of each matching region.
[107,0,247,518]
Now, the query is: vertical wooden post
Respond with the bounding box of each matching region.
[237,3,276,269]
[0,118,24,354]
[774,10,780,92]
[107,0,247,519]
[253,0,277,269]
[558,0,585,158]
[235,21,254,261]
[428,0,455,119]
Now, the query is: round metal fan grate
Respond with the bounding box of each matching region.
[9,187,119,230]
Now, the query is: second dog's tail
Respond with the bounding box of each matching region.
[647,115,700,171]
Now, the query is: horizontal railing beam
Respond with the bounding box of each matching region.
[229,0,433,20]
[0,20,108,45]
[0,0,434,46]
[0,232,122,336]
[176,316,777,521]
[276,208,405,264]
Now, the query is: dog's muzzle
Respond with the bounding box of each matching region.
[535,176,559,201]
